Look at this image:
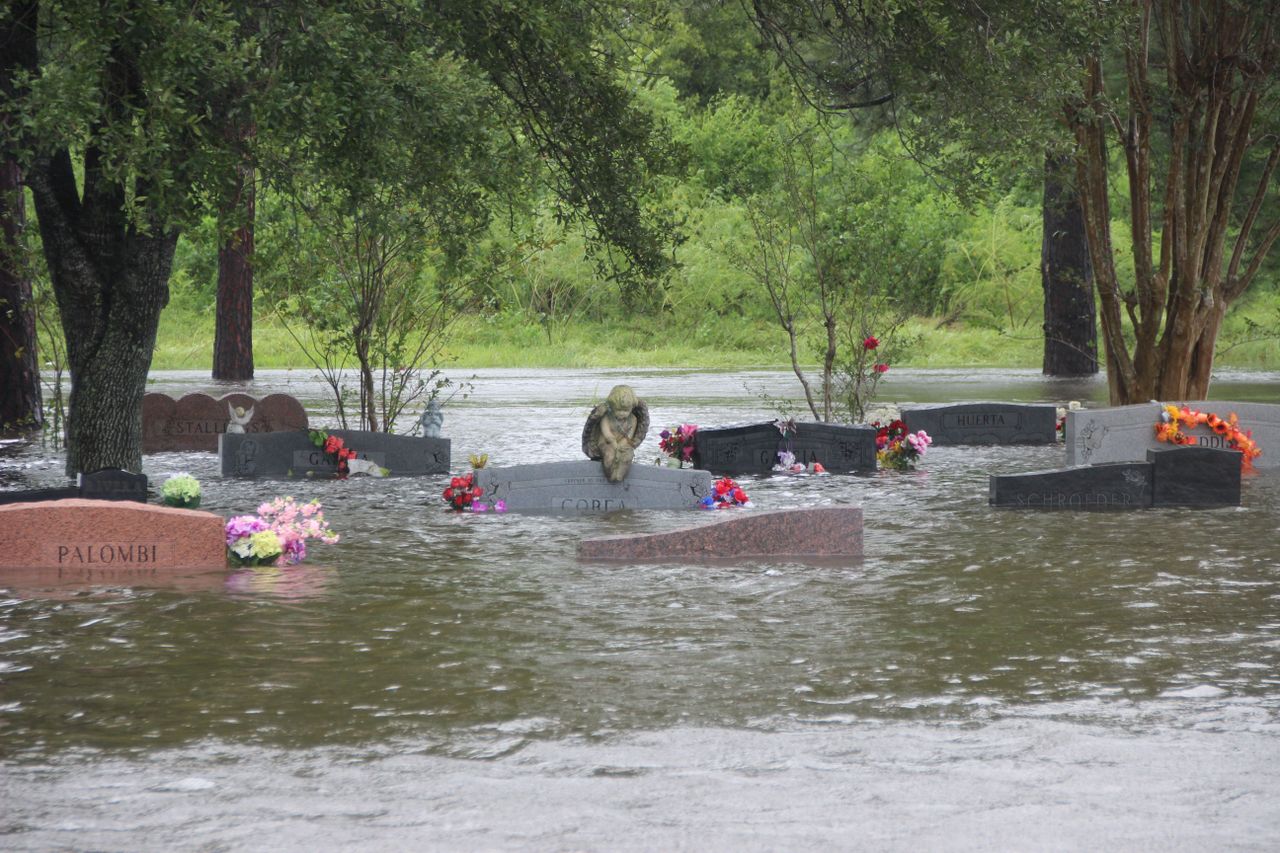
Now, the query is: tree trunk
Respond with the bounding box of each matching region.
[0,158,42,435]
[212,162,255,380]
[26,154,177,476]
[1040,153,1097,377]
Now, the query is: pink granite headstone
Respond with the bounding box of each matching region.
[0,499,227,578]
[577,506,863,562]
[142,392,308,452]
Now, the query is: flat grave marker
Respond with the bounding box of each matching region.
[221,430,449,478]
[901,402,1058,446]
[473,461,712,512]
[578,506,863,562]
[691,421,877,475]
[143,392,308,453]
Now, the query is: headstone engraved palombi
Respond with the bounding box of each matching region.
[901,403,1058,446]
[691,421,877,475]
[1065,402,1278,470]
[220,430,450,478]
[990,446,1242,509]
[142,392,308,452]
[0,499,226,574]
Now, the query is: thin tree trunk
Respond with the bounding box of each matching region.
[1041,153,1097,376]
[0,158,42,434]
[213,162,255,380]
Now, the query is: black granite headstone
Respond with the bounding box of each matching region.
[220,430,450,478]
[0,486,78,506]
[902,403,1058,446]
[690,421,877,475]
[989,462,1153,509]
[1148,446,1242,507]
[78,468,149,503]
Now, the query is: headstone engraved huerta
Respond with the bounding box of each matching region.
[690,421,876,475]
[901,403,1058,446]
[472,461,712,512]
[0,499,225,572]
[220,430,449,478]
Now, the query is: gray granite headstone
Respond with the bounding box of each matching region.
[220,430,449,478]
[989,462,1153,509]
[1066,401,1277,469]
[691,421,876,475]
[473,461,712,512]
[1148,446,1242,507]
[78,468,149,502]
[901,402,1058,445]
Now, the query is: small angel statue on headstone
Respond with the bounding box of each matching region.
[582,384,650,483]
[226,403,254,434]
[419,400,444,438]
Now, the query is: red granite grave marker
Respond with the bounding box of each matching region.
[577,506,863,562]
[0,499,227,574]
[142,392,308,452]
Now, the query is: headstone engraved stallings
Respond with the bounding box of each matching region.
[0,499,226,572]
[989,462,1153,509]
[221,430,449,477]
[143,392,308,452]
[900,403,1058,446]
[690,421,877,475]
[578,507,864,562]
[989,446,1243,509]
[473,461,712,512]
[1066,402,1279,469]
[0,468,148,506]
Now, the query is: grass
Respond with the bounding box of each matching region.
[132,295,1280,372]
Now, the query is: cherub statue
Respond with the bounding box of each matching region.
[226,403,254,434]
[419,400,444,438]
[582,384,650,483]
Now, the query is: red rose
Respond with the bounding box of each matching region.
[733,488,747,503]
[863,335,879,350]
[874,363,889,374]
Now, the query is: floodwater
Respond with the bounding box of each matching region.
[1,367,1279,851]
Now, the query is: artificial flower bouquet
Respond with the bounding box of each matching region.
[873,419,932,470]
[226,497,339,567]
[161,474,202,508]
[1156,405,1261,472]
[659,424,698,465]
[442,471,506,513]
[702,477,751,509]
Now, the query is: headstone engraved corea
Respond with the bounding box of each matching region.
[220,430,450,477]
[1066,401,1278,470]
[473,461,712,512]
[143,392,308,453]
[901,402,1058,446]
[989,446,1242,509]
[691,421,877,475]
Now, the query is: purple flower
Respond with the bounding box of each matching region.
[494,500,506,513]
[225,514,267,547]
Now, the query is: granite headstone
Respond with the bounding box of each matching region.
[473,460,712,512]
[0,468,147,506]
[0,498,226,573]
[691,421,877,475]
[143,392,308,452]
[989,462,1154,509]
[901,402,1058,446]
[578,506,863,562]
[1148,446,1242,507]
[220,430,449,478]
[1066,401,1277,470]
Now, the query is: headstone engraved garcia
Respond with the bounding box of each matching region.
[473,461,712,512]
[0,499,226,573]
[220,430,449,478]
[901,403,1058,446]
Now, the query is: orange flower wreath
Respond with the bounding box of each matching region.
[1154,405,1262,473]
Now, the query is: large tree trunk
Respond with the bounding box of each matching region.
[1040,153,1097,377]
[212,160,255,381]
[26,152,176,476]
[0,158,42,435]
